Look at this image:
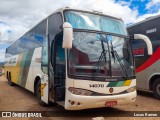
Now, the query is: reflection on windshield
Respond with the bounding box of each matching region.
[73,32,108,62]
[68,32,134,79]
[65,11,127,36]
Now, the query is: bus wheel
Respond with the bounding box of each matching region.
[8,73,14,86]
[152,79,160,99]
[36,80,47,106]
[6,72,9,80]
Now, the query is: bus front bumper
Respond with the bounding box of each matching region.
[64,90,137,110]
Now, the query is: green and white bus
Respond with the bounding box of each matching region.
[5,8,152,110]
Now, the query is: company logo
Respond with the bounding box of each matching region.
[109,88,114,93]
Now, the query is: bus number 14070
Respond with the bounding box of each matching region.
[89,84,104,88]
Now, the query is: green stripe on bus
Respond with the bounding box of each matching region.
[107,81,118,87]
[21,50,34,87]
[116,81,124,87]
[17,52,28,85]
[17,50,34,87]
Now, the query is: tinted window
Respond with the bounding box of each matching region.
[131,39,145,45]
[128,17,160,41]
[6,48,11,58]
[48,13,62,43]
[26,33,35,50]
[7,47,11,56]
[35,35,43,47]
[5,49,8,58]
[6,20,47,57]
[19,36,27,52]
[35,20,46,47]
[55,34,65,64]
[65,11,127,35]
[11,41,18,55]
[25,20,46,50]
[9,45,14,55]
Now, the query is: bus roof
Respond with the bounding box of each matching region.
[128,14,160,28]
[7,7,124,48]
[52,7,123,20]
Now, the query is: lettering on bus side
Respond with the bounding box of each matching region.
[146,28,156,34]
[35,57,42,63]
[89,84,104,88]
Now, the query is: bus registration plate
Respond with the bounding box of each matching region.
[105,101,117,106]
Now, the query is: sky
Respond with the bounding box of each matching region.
[0,0,160,62]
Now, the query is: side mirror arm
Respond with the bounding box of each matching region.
[131,34,153,55]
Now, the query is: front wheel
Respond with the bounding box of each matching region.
[152,79,160,99]
[36,80,47,106]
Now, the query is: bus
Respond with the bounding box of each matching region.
[127,15,160,99]
[5,8,152,110]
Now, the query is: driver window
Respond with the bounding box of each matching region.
[55,34,65,76]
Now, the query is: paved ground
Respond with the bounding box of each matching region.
[0,75,159,120]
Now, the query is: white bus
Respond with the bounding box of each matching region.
[5,8,152,110]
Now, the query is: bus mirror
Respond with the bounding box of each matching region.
[62,22,73,49]
[132,34,153,55]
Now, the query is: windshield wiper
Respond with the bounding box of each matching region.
[110,41,128,78]
[92,39,109,80]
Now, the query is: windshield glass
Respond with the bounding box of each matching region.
[68,31,134,79]
[64,11,127,36]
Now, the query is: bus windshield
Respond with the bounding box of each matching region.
[64,11,127,36]
[68,31,135,79]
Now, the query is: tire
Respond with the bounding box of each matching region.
[36,80,47,106]
[8,73,14,86]
[152,79,160,100]
[6,72,9,80]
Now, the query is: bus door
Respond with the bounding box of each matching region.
[53,33,66,102]
[41,36,49,104]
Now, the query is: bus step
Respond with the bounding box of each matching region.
[57,101,65,107]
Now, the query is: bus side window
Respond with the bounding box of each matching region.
[19,38,27,52]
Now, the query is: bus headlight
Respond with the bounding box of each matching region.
[126,86,136,93]
[68,87,93,96]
